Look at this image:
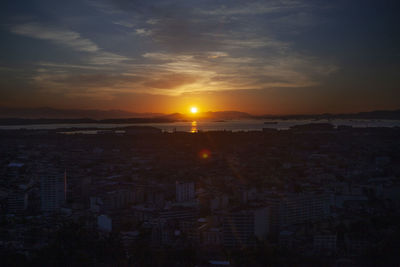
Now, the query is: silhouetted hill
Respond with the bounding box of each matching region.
[199,111,253,120]
[0,107,163,119]
[258,109,400,120]
[0,107,399,125]
[0,117,178,126]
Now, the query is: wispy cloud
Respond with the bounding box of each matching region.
[86,0,123,15]
[199,0,307,16]
[135,28,152,36]
[144,73,198,90]
[143,52,193,61]
[10,22,130,67]
[30,44,337,99]
[113,20,135,28]
[11,23,99,52]
[37,62,109,70]
[4,0,337,103]
[88,52,130,65]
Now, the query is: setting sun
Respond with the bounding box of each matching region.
[190,107,198,114]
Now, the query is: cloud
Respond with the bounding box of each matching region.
[199,0,307,16]
[86,0,123,15]
[30,63,200,96]
[31,70,144,95]
[5,0,337,102]
[206,51,229,59]
[31,44,337,100]
[37,62,109,70]
[216,35,290,50]
[103,1,306,53]
[144,73,197,89]
[135,28,152,36]
[88,52,130,65]
[113,20,135,28]
[146,19,159,25]
[10,22,131,67]
[0,66,18,72]
[49,73,144,87]
[11,23,99,52]
[143,52,193,61]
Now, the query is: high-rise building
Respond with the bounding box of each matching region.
[314,234,337,252]
[223,207,269,247]
[176,181,195,202]
[159,207,197,222]
[5,163,25,181]
[238,193,334,242]
[278,193,330,227]
[40,170,66,213]
[266,193,331,232]
[7,190,28,214]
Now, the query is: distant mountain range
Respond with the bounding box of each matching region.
[0,107,254,121]
[256,109,400,120]
[0,107,163,119]
[0,107,399,125]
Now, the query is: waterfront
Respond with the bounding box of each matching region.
[1,119,400,132]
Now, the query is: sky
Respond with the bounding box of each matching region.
[0,0,399,114]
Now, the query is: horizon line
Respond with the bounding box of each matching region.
[0,106,399,118]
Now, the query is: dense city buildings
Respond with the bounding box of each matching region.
[0,125,400,266]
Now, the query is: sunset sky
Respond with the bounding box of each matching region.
[0,0,399,114]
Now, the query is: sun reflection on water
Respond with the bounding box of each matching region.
[191,121,198,133]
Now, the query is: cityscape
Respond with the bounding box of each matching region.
[1,0,400,266]
[1,121,400,266]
